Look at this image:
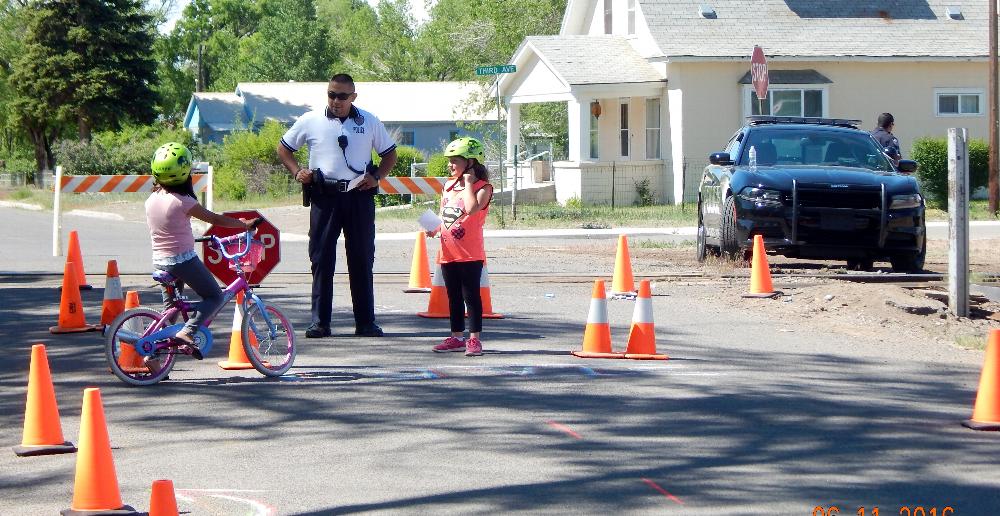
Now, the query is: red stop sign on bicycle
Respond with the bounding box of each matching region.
[202,210,280,285]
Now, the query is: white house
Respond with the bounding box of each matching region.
[498,0,993,206]
[184,81,497,158]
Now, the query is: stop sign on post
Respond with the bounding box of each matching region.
[202,209,280,285]
[751,45,769,100]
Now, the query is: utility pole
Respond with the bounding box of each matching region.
[990,0,999,215]
[196,44,204,92]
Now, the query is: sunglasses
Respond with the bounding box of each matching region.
[327,91,354,101]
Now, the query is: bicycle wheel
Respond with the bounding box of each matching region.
[241,302,296,377]
[105,308,176,386]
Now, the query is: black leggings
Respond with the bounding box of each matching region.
[441,260,484,334]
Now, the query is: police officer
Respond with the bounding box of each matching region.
[871,112,901,165]
[277,73,397,338]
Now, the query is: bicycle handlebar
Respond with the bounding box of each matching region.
[195,217,264,261]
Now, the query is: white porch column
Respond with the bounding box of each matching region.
[667,88,685,205]
[506,102,520,161]
[568,98,591,162]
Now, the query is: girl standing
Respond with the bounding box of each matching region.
[427,137,494,356]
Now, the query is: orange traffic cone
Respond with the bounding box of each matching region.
[572,280,623,359]
[404,232,432,293]
[219,292,257,370]
[479,263,504,319]
[743,235,776,298]
[417,264,450,318]
[624,280,667,360]
[50,261,100,334]
[13,344,76,457]
[66,230,93,290]
[611,235,636,296]
[63,388,137,515]
[100,260,125,327]
[116,291,144,373]
[148,479,179,516]
[962,329,1000,431]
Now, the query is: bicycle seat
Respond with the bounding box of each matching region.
[152,270,177,285]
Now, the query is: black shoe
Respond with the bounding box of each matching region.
[305,324,332,338]
[355,324,384,337]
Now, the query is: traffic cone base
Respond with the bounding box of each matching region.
[405,287,432,293]
[60,506,138,515]
[962,329,1000,431]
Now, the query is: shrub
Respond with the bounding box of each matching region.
[911,136,990,210]
[215,120,302,200]
[426,153,449,177]
[634,178,655,206]
[53,123,199,176]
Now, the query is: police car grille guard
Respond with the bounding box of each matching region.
[790,181,887,247]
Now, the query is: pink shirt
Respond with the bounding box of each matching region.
[437,179,491,264]
[145,190,199,259]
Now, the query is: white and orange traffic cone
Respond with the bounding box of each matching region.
[623,280,667,360]
[218,292,257,370]
[417,264,450,318]
[572,280,623,359]
[479,263,503,319]
[100,260,125,328]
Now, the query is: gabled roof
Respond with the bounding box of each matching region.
[637,0,986,59]
[523,36,663,85]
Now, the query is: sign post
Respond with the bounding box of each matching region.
[751,46,769,115]
[203,209,280,286]
[475,64,517,226]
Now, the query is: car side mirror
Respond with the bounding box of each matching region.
[897,159,917,174]
[709,152,733,166]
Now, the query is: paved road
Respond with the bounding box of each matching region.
[1,206,998,514]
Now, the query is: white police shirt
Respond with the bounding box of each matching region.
[280,105,396,181]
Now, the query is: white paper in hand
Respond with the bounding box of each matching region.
[418,209,443,232]
[346,174,366,192]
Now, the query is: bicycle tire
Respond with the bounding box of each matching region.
[241,302,296,377]
[105,308,175,386]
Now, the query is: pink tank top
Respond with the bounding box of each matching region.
[437,178,491,264]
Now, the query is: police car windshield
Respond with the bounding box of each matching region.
[739,127,895,172]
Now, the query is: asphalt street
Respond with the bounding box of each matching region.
[1,206,999,514]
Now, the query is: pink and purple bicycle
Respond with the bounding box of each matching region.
[104,225,297,386]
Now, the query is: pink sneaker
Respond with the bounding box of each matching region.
[464,337,483,357]
[433,336,466,353]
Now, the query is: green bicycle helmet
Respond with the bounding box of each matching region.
[443,137,485,162]
[150,142,193,186]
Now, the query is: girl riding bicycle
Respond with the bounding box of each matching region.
[145,142,252,369]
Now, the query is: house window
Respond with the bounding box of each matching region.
[400,130,415,146]
[645,98,660,159]
[627,0,636,34]
[449,130,460,141]
[620,99,630,157]
[935,89,984,116]
[746,87,826,118]
[590,109,599,159]
[604,0,612,34]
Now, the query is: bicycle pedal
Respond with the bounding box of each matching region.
[190,347,204,360]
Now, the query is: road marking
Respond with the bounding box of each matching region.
[641,478,685,505]
[545,420,583,439]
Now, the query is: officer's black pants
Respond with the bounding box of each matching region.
[308,188,376,329]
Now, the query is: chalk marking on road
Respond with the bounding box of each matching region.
[546,420,583,440]
[641,478,685,505]
[207,494,277,515]
[66,209,124,220]
[0,200,43,210]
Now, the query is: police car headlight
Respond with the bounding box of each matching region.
[889,193,922,209]
[739,187,783,206]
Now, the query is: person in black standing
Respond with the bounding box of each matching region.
[871,112,901,166]
[277,74,397,338]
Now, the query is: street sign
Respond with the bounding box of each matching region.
[751,46,769,100]
[202,209,280,285]
[476,64,516,76]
